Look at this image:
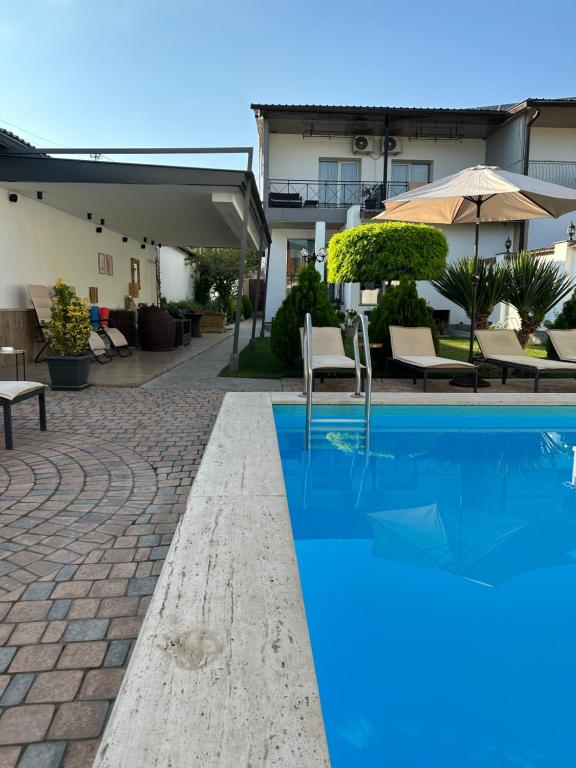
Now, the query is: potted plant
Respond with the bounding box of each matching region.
[362,184,381,210]
[45,279,92,390]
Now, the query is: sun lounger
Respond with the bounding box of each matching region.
[0,381,47,450]
[547,329,576,363]
[27,284,53,362]
[475,329,576,392]
[89,331,112,364]
[101,327,132,357]
[300,326,363,391]
[389,325,478,392]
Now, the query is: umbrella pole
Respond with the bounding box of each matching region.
[468,201,481,364]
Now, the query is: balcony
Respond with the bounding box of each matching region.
[528,161,576,189]
[267,180,408,210]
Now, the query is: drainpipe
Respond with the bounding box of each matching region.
[381,115,390,204]
[518,108,540,251]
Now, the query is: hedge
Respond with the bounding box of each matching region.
[327,221,448,284]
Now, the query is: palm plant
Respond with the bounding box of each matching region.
[430,257,509,330]
[505,252,575,347]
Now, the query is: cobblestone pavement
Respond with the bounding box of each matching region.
[0,388,223,767]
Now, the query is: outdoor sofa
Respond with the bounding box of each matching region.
[475,329,576,392]
[388,325,478,392]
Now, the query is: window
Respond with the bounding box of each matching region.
[319,160,360,206]
[286,239,314,289]
[389,161,431,197]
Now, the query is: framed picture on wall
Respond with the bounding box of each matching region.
[98,252,107,274]
[106,254,114,276]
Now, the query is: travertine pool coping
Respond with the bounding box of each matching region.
[93,391,576,767]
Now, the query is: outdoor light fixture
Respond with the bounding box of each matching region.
[87,213,92,220]
[96,226,103,234]
[158,243,162,248]
[300,246,327,264]
[8,193,18,203]
[36,191,43,200]
[568,221,576,241]
[100,218,105,226]
[143,237,148,243]
[505,237,512,254]
[122,236,128,243]
[151,240,155,246]
[141,243,146,249]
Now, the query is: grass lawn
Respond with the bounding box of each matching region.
[220,336,548,379]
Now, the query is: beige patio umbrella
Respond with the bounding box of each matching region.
[374,165,576,363]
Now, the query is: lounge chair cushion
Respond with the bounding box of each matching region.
[475,329,524,357]
[395,355,475,370]
[89,331,108,358]
[389,326,437,358]
[104,327,128,348]
[547,330,576,363]
[0,381,45,401]
[478,354,576,371]
[312,354,357,370]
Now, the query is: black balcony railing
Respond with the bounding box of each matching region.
[528,161,576,189]
[267,179,408,210]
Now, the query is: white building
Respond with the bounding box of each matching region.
[253,99,576,325]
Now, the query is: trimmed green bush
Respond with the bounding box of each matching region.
[271,264,340,365]
[369,278,439,355]
[545,292,576,358]
[241,294,253,319]
[327,222,448,284]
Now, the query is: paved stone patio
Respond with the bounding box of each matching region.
[0,388,223,767]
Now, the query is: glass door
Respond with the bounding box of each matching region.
[319,160,360,206]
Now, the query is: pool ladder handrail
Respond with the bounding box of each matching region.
[303,312,372,449]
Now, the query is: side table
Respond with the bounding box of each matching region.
[0,349,26,380]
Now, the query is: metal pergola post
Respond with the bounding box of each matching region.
[229,151,253,372]
[260,245,272,338]
[250,237,265,348]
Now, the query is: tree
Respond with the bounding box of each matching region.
[185,248,259,310]
[369,278,438,355]
[326,222,448,284]
[430,257,509,330]
[271,264,340,365]
[504,252,575,347]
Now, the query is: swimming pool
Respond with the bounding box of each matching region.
[274,405,576,767]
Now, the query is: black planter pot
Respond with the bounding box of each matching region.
[46,355,92,390]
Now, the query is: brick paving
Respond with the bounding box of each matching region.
[0,388,223,766]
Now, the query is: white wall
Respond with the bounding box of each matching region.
[160,247,193,302]
[0,186,158,309]
[268,134,487,186]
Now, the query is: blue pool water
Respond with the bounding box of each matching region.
[274,405,576,768]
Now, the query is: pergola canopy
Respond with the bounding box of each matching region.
[0,154,270,250]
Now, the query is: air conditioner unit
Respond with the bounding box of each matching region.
[352,135,372,154]
[383,136,403,155]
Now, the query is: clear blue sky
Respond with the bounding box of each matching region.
[0,0,574,170]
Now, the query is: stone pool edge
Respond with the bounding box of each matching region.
[92,392,330,768]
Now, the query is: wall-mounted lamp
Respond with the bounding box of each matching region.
[158,243,162,248]
[36,191,43,200]
[141,243,146,250]
[96,226,103,234]
[505,237,512,254]
[87,212,92,220]
[8,193,18,203]
[122,236,128,243]
[143,237,148,243]
[568,222,575,242]
[151,240,155,246]
[100,218,105,226]
[300,246,326,264]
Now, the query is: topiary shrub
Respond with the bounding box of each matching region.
[545,292,576,358]
[369,278,439,356]
[241,294,253,319]
[271,264,340,365]
[327,222,448,284]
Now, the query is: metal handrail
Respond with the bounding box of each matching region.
[304,313,372,449]
[352,314,372,426]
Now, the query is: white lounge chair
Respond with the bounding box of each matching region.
[89,331,112,364]
[475,329,576,392]
[101,327,131,357]
[0,381,47,450]
[27,284,53,362]
[547,329,576,363]
[389,325,478,392]
[300,325,363,392]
